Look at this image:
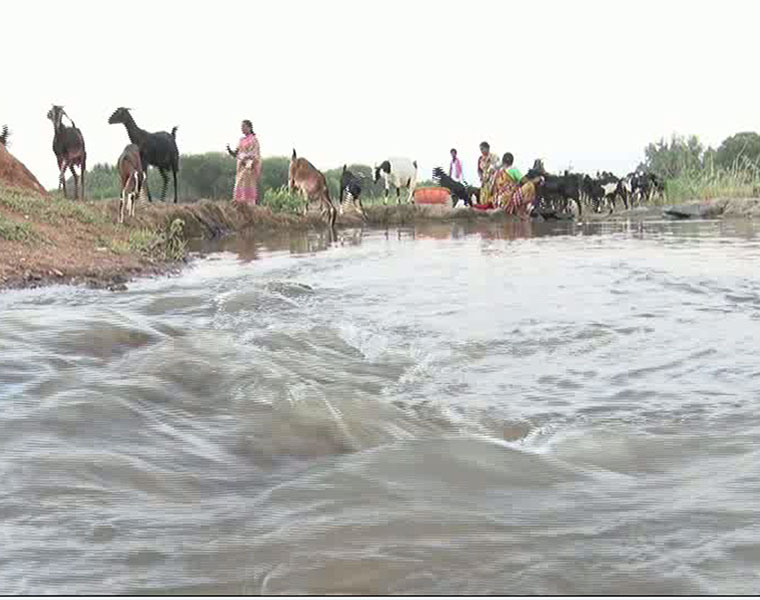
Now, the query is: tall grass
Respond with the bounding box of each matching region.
[665,158,760,203]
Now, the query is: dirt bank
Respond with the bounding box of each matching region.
[3,187,759,293]
[0,189,516,292]
[0,144,47,195]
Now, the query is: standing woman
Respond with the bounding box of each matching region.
[227,119,261,204]
[477,141,500,207]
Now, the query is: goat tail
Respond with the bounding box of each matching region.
[413,160,418,170]
[171,126,178,139]
[292,148,297,160]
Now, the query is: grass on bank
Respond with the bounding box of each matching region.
[0,188,102,225]
[108,220,187,261]
[1,184,188,262]
[260,186,411,214]
[665,162,760,203]
[0,214,37,242]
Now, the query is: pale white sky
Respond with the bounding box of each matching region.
[3,0,760,189]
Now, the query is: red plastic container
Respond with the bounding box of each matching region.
[413,187,451,205]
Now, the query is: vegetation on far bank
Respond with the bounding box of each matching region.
[641,132,760,202]
[64,155,435,204]
[56,129,760,206]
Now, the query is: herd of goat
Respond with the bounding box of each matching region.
[337,159,667,220]
[432,162,666,217]
[1,107,666,225]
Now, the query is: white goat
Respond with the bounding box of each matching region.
[373,157,418,204]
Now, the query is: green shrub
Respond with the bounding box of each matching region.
[261,187,305,214]
[0,215,37,242]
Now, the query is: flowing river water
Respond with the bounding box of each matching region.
[2,218,760,594]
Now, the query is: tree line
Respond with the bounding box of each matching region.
[67,131,760,201]
[67,155,434,202]
[640,131,760,179]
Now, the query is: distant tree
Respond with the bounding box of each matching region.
[64,155,399,202]
[259,156,290,192]
[641,134,705,178]
[714,132,760,169]
[177,152,236,199]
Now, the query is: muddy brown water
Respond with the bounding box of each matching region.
[2,218,760,594]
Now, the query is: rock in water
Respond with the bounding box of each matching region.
[663,203,717,219]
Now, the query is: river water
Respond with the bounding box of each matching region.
[2,218,760,594]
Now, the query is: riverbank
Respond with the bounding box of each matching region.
[2,186,760,292]
[0,189,511,292]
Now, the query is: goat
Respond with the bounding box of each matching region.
[116,144,145,224]
[599,173,629,212]
[289,149,337,227]
[581,175,605,212]
[527,161,583,216]
[108,107,179,203]
[373,157,418,204]
[0,125,9,147]
[432,167,480,207]
[339,165,367,220]
[632,171,665,203]
[47,105,86,200]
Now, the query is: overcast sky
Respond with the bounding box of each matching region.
[3,0,760,188]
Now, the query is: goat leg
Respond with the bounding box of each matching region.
[160,169,169,203]
[328,201,337,228]
[70,164,79,201]
[59,162,69,199]
[80,155,86,200]
[144,169,153,203]
[173,168,178,204]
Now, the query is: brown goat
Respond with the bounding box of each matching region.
[288,149,336,227]
[47,105,86,200]
[116,144,145,224]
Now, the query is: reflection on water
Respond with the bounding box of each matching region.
[2,218,760,594]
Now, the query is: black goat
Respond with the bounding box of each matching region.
[339,165,367,219]
[632,171,665,202]
[527,162,582,216]
[432,167,480,206]
[108,107,179,203]
[581,175,605,212]
[0,125,8,146]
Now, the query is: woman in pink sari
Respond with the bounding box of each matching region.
[226,119,261,205]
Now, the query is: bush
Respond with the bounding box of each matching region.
[0,215,37,242]
[261,187,305,214]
